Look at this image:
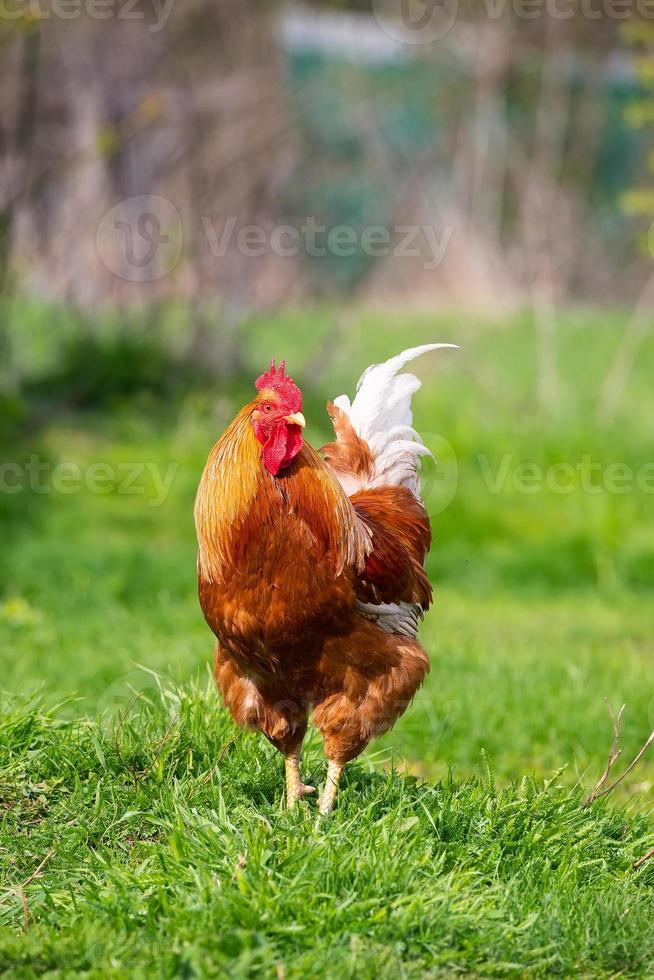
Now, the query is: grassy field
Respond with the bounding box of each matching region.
[1,306,653,976]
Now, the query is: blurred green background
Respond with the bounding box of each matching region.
[1,301,653,789]
[1,0,653,793]
[2,5,654,973]
[0,0,654,788]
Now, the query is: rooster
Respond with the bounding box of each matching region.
[194,344,456,814]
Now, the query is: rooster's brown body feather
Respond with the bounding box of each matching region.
[195,402,430,765]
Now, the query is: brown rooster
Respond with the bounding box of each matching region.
[194,345,456,814]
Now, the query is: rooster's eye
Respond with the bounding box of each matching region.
[262,404,273,414]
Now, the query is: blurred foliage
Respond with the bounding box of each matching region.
[1,2,649,307]
[0,390,26,443]
[284,22,642,293]
[25,331,204,413]
[0,323,25,444]
[0,306,217,443]
[621,21,654,244]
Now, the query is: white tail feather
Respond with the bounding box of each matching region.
[332,343,458,501]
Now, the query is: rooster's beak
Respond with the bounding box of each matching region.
[285,412,306,428]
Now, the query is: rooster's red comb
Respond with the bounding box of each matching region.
[255,358,302,411]
[256,358,286,387]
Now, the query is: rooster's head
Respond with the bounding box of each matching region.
[251,359,305,476]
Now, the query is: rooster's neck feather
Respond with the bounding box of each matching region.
[194,404,368,586]
[194,405,268,584]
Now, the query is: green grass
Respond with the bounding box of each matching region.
[2,691,653,978]
[1,305,653,976]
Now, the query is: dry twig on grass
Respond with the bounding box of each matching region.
[583,700,625,806]
[634,848,654,871]
[584,701,654,807]
[13,849,55,930]
[584,701,654,871]
[16,887,29,930]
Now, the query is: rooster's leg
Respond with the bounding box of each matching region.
[317,760,343,816]
[284,747,315,808]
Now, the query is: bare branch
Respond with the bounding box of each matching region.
[12,849,55,930]
[20,850,54,890]
[584,701,654,807]
[595,730,654,802]
[634,848,654,871]
[583,701,625,806]
[15,886,28,931]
